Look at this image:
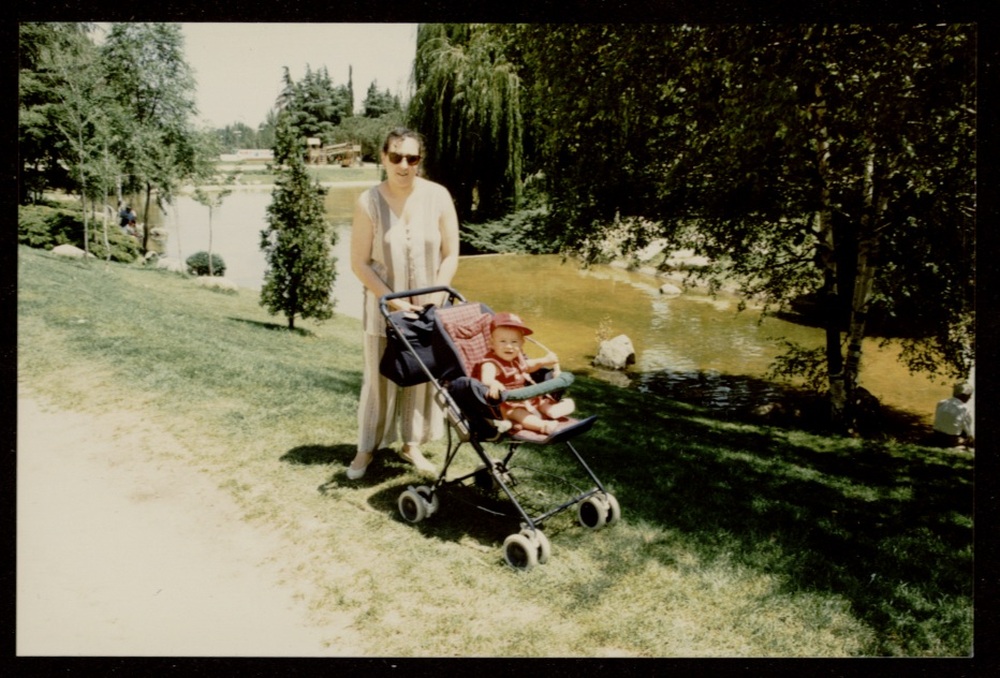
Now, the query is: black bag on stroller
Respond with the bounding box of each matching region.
[379,305,463,386]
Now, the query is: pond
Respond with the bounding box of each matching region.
[156,185,953,428]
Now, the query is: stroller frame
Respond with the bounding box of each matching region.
[381,286,619,570]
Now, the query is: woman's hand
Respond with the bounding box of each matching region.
[389,298,423,314]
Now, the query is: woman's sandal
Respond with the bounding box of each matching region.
[346,451,373,480]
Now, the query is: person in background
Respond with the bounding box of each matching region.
[932,381,975,449]
[119,204,132,232]
[346,128,460,480]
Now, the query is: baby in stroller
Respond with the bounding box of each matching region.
[475,312,576,435]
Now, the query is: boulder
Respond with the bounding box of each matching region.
[659,283,682,297]
[155,257,187,274]
[195,276,239,293]
[51,244,92,259]
[593,334,636,370]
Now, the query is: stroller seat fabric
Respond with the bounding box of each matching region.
[434,302,494,377]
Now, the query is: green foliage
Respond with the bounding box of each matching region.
[18,205,80,248]
[334,112,406,162]
[259,155,336,330]
[101,22,201,247]
[408,23,524,221]
[214,121,261,151]
[276,65,353,145]
[514,23,975,387]
[18,204,141,263]
[361,81,401,119]
[186,251,226,277]
[766,340,829,393]
[461,206,551,255]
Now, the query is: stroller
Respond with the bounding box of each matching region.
[379,286,620,571]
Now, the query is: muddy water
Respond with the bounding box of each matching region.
[158,186,951,426]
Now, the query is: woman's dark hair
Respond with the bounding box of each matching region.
[381,127,424,154]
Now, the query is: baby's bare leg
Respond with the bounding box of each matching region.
[508,408,558,435]
[539,397,575,420]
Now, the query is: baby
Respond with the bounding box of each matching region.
[476,312,575,436]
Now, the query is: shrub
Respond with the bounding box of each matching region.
[86,228,143,263]
[462,206,551,254]
[18,204,141,263]
[186,251,226,276]
[18,204,80,249]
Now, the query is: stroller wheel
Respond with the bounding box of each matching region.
[503,533,539,571]
[415,485,440,517]
[577,495,608,530]
[519,528,551,565]
[602,493,621,526]
[398,488,428,523]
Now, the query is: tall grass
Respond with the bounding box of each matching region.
[17,246,973,657]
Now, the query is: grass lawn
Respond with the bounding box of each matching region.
[16,246,974,657]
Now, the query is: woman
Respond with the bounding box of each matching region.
[347,128,460,479]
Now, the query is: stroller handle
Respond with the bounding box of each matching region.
[379,286,465,316]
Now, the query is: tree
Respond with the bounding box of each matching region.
[686,25,975,429]
[29,22,124,259]
[19,22,79,203]
[408,23,524,222]
[259,114,336,330]
[517,24,975,432]
[333,112,405,162]
[361,81,401,118]
[276,65,353,145]
[101,22,200,253]
[192,166,238,277]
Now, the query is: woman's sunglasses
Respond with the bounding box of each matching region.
[387,152,421,166]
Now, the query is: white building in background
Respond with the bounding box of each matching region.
[219,149,274,163]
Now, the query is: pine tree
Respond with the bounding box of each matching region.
[259,116,336,330]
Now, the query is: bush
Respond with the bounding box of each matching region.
[18,204,142,263]
[18,204,80,249]
[86,228,143,263]
[186,251,227,276]
[461,206,552,255]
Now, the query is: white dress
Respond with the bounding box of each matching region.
[356,178,452,452]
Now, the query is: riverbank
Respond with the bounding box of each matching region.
[17,245,973,657]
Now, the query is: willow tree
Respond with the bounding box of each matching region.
[408,23,523,222]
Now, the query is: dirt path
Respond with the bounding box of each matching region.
[16,389,363,657]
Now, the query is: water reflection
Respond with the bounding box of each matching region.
[158,187,949,427]
[159,184,370,317]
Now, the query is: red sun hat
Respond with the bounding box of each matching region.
[490,312,534,336]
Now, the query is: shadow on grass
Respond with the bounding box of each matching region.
[630,367,933,444]
[281,364,971,654]
[567,373,973,655]
[227,316,315,337]
[281,443,357,466]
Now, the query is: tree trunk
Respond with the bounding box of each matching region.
[102,189,112,268]
[141,182,154,253]
[207,207,215,276]
[79,129,90,261]
[810,80,845,426]
[843,143,883,432]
